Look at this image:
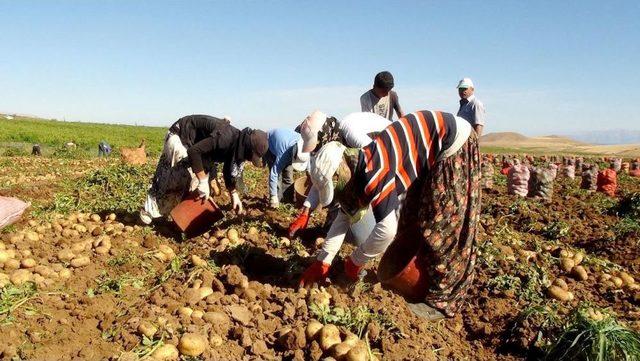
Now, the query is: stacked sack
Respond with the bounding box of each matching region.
[508,162,530,197]
[561,164,576,179]
[621,162,630,173]
[528,167,555,200]
[630,159,640,177]
[611,158,622,173]
[597,168,618,197]
[501,159,513,175]
[575,157,584,173]
[581,164,599,191]
[481,161,495,189]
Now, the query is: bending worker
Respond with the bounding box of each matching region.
[264,128,308,208]
[140,114,268,224]
[288,111,391,237]
[299,110,480,320]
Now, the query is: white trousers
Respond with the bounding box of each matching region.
[316,210,398,266]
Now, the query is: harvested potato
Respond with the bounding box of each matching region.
[345,342,369,361]
[330,341,353,360]
[552,278,569,291]
[150,344,179,360]
[547,285,572,302]
[178,307,193,318]
[25,231,39,242]
[191,310,204,319]
[315,237,325,248]
[20,258,36,269]
[192,255,207,268]
[57,249,75,262]
[319,324,341,351]
[4,259,21,271]
[572,252,584,265]
[178,333,207,356]
[248,227,259,236]
[210,334,224,347]
[197,287,214,300]
[560,258,575,273]
[342,333,359,348]
[227,229,239,242]
[10,269,32,285]
[90,214,101,222]
[619,272,635,287]
[107,213,116,221]
[138,321,158,339]
[59,268,72,279]
[612,276,624,288]
[571,266,588,281]
[71,256,90,268]
[0,250,11,263]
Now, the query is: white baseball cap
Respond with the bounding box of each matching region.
[309,141,346,207]
[291,139,310,172]
[457,78,474,89]
[299,110,327,153]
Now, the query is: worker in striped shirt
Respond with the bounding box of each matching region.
[299,110,481,320]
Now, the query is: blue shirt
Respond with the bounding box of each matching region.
[267,128,300,196]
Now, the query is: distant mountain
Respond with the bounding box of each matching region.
[562,130,640,145]
[481,132,584,146]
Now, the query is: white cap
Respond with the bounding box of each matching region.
[457,78,474,89]
[309,141,346,207]
[299,110,327,153]
[291,139,310,172]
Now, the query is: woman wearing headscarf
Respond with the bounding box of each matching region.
[140,114,268,224]
[298,110,480,320]
[287,111,391,237]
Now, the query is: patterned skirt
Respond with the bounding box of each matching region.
[394,133,481,316]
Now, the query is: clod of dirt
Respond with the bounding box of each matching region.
[177,333,207,357]
[309,288,332,308]
[203,312,231,335]
[277,326,307,351]
[227,305,252,325]
[0,250,11,263]
[4,259,20,271]
[222,265,249,290]
[57,249,75,262]
[345,342,369,361]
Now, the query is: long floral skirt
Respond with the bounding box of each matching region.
[395,133,481,316]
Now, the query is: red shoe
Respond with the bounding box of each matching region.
[344,257,362,281]
[299,261,330,288]
[288,211,310,237]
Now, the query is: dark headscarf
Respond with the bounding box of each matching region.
[234,128,268,168]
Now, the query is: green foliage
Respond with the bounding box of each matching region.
[87,272,146,297]
[542,221,570,240]
[617,192,640,219]
[0,116,165,157]
[2,146,28,157]
[613,218,640,238]
[545,307,640,361]
[45,163,154,214]
[0,282,38,324]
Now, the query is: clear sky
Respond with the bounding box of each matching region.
[1,1,639,135]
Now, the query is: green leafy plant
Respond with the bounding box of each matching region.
[545,307,640,361]
[309,304,398,338]
[542,221,570,240]
[87,272,146,297]
[0,282,38,324]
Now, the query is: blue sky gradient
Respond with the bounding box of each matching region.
[1,1,639,135]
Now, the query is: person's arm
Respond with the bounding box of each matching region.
[222,159,236,192]
[393,92,405,118]
[360,93,371,112]
[187,137,216,175]
[316,211,351,264]
[268,158,280,198]
[474,124,484,137]
[473,101,486,137]
[303,185,320,210]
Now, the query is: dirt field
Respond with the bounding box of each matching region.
[1,155,640,360]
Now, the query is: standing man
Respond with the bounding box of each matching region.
[360,71,404,120]
[457,78,485,137]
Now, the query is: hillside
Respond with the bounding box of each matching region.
[481,131,640,157]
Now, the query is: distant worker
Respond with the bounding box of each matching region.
[360,71,404,120]
[98,141,112,157]
[264,128,308,208]
[65,140,77,150]
[457,78,485,137]
[31,144,42,156]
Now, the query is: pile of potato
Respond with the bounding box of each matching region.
[304,321,372,361]
[598,271,637,290]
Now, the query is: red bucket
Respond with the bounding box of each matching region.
[170,194,223,236]
[377,235,430,302]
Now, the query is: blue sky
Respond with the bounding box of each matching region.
[1,1,639,135]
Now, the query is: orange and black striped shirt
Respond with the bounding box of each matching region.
[354,110,458,222]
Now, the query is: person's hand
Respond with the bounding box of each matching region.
[196,176,210,199]
[231,190,245,215]
[299,261,331,288]
[344,256,362,281]
[269,195,280,209]
[288,210,310,237]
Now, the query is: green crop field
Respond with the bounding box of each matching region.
[0,115,166,157]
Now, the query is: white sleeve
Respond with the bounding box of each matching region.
[316,211,351,264]
[350,212,398,265]
[303,185,320,210]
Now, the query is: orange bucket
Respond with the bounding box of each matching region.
[377,235,429,302]
[170,194,223,236]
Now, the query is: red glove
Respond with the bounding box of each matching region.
[299,261,330,288]
[344,257,362,281]
[288,211,310,238]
